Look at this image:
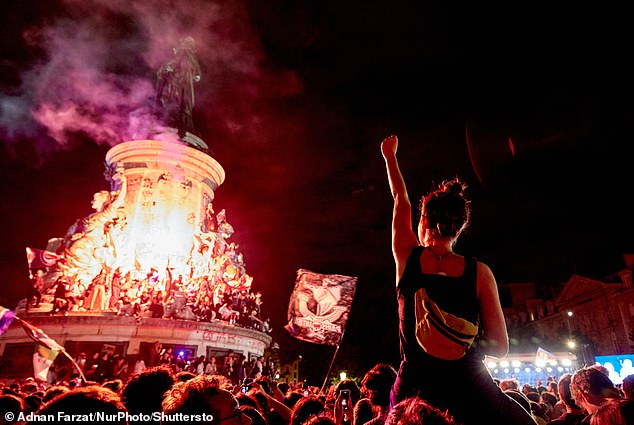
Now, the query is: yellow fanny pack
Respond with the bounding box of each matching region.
[414,288,479,360]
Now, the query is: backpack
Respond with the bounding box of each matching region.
[414,288,479,360]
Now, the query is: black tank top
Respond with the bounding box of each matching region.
[396,246,479,363]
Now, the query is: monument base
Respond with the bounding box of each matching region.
[0,312,271,381]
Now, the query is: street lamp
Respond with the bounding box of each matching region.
[340,372,347,381]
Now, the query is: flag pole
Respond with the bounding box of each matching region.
[60,349,88,383]
[319,330,345,394]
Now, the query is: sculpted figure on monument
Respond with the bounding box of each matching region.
[60,169,128,290]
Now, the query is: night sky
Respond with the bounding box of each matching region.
[1,1,633,384]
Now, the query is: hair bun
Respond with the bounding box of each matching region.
[441,178,466,196]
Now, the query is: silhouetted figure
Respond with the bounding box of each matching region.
[155,36,208,153]
[50,276,70,315]
[27,269,45,310]
[121,365,175,425]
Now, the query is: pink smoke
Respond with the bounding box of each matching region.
[1,0,303,157]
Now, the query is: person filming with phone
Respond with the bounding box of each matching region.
[333,380,360,425]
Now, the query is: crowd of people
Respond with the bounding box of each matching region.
[1,360,634,425]
[7,135,633,425]
[27,270,270,333]
[66,343,277,388]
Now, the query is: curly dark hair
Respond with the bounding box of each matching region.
[360,363,397,407]
[162,374,222,416]
[290,395,326,425]
[570,366,620,402]
[386,396,456,425]
[419,177,470,239]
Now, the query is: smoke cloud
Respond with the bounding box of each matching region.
[0,0,302,156]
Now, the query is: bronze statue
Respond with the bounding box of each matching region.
[155,36,201,138]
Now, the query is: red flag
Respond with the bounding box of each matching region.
[285,269,358,346]
[25,247,59,271]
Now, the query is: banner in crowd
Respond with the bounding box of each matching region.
[25,247,59,272]
[33,344,60,381]
[19,318,64,381]
[0,306,16,336]
[285,269,358,346]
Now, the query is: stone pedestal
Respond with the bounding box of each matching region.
[104,139,225,278]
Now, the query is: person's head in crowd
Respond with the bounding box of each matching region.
[284,391,304,409]
[290,395,327,425]
[175,371,197,383]
[522,383,536,395]
[335,380,361,410]
[590,397,634,425]
[277,383,289,397]
[23,394,42,414]
[571,366,622,416]
[162,374,252,425]
[525,391,540,403]
[21,382,38,395]
[121,365,174,420]
[540,391,557,409]
[102,379,124,394]
[1,388,18,397]
[360,363,397,408]
[236,393,260,410]
[385,396,456,425]
[304,416,336,425]
[32,385,127,424]
[42,385,70,404]
[0,394,26,425]
[529,401,547,421]
[353,398,375,425]
[590,364,610,377]
[253,376,272,396]
[208,374,235,391]
[499,378,520,392]
[622,374,634,400]
[557,373,583,410]
[241,405,269,425]
[547,381,559,396]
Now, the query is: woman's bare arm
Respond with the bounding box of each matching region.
[476,262,509,358]
[381,135,419,281]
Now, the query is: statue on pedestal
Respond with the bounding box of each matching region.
[155,36,208,152]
